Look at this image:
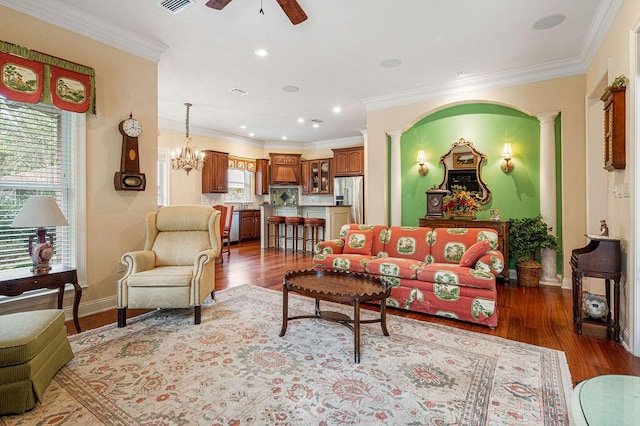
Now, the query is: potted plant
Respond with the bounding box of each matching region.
[508,215,558,287]
[601,74,628,99]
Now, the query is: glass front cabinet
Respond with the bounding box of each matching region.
[302,159,332,194]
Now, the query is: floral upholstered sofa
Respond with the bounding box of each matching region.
[312,224,504,327]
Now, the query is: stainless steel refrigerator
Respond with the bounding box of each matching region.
[334,176,365,224]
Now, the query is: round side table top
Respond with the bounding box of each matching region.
[571,374,640,426]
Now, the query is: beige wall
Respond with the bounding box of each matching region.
[586,0,640,350]
[1,6,158,310]
[365,75,587,283]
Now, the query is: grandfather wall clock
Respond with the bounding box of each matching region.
[114,113,146,191]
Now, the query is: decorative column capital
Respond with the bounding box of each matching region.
[386,130,403,142]
[536,111,560,124]
[359,129,367,138]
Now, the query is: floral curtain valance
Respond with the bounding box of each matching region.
[0,40,96,114]
[228,156,256,173]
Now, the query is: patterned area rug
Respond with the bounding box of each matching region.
[2,284,572,425]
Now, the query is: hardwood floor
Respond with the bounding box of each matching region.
[66,240,640,384]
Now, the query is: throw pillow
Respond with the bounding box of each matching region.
[343,230,374,255]
[459,240,492,267]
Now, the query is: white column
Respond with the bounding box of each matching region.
[360,129,369,223]
[537,111,561,286]
[387,130,403,226]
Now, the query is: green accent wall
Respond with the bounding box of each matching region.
[401,103,542,226]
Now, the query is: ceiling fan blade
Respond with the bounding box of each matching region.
[276,0,308,25]
[205,0,233,10]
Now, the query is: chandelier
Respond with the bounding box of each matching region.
[171,102,204,175]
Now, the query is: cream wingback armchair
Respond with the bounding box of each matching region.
[117,205,221,327]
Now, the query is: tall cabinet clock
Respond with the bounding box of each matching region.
[114,113,146,191]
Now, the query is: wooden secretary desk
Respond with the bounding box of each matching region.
[419,217,510,283]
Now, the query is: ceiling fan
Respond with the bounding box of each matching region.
[205,0,308,25]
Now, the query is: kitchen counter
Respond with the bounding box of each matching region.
[260,205,352,249]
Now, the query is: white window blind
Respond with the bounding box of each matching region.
[0,99,76,270]
[227,169,251,202]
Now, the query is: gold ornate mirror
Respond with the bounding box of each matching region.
[438,138,492,204]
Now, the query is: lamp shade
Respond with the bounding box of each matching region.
[10,196,68,228]
[502,143,513,159]
[416,150,427,164]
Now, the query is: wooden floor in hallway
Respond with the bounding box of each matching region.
[68,240,640,384]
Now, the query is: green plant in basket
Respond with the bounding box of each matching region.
[509,215,558,264]
[509,215,559,287]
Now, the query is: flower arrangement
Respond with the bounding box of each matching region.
[442,185,481,217]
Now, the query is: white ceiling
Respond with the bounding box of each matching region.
[1,0,620,145]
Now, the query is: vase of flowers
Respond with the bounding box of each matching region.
[442,185,481,219]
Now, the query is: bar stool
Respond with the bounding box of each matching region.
[284,216,305,252]
[304,217,325,254]
[266,216,286,249]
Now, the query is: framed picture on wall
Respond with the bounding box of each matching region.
[452,152,477,169]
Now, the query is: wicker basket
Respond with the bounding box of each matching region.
[516,260,542,287]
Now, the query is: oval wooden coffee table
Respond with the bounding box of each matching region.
[279,269,391,363]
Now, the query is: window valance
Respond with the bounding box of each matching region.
[228,156,256,172]
[0,40,96,114]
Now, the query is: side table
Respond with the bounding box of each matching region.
[0,265,82,333]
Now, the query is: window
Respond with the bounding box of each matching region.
[0,99,76,271]
[157,147,170,206]
[227,169,251,202]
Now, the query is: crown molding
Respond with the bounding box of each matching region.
[361,57,587,111]
[159,117,265,147]
[579,0,623,65]
[0,0,168,62]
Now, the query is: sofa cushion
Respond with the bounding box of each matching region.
[459,240,492,267]
[343,230,374,255]
[382,226,433,262]
[430,228,499,264]
[314,254,375,273]
[339,224,390,255]
[416,263,496,290]
[365,257,425,279]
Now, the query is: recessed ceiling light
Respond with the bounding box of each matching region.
[332,106,342,114]
[249,132,255,137]
[282,85,300,93]
[533,14,566,30]
[312,123,319,128]
[282,136,287,140]
[240,125,247,129]
[229,87,248,96]
[380,58,402,68]
[254,48,269,57]
[456,71,466,78]
[297,118,305,123]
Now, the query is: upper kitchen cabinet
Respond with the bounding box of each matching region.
[302,159,332,194]
[202,150,229,193]
[255,158,269,195]
[332,146,364,176]
[269,153,302,185]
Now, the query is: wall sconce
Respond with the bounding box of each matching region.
[501,143,514,173]
[417,150,428,176]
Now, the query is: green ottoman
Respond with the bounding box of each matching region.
[0,310,73,415]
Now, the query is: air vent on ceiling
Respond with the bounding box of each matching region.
[229,88,249,96]
[157,0,194,14]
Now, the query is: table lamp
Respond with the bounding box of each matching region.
[10,196,68,274]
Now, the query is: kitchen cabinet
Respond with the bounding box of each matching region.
[302,158,332,194]
[202,150,229,193]
[269,153,301,185]
[255,158,269,195]
[601,87,625,171]
[239,210,261,241]
[332,146,364,176]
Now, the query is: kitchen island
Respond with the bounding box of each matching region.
[260,205,352,250]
